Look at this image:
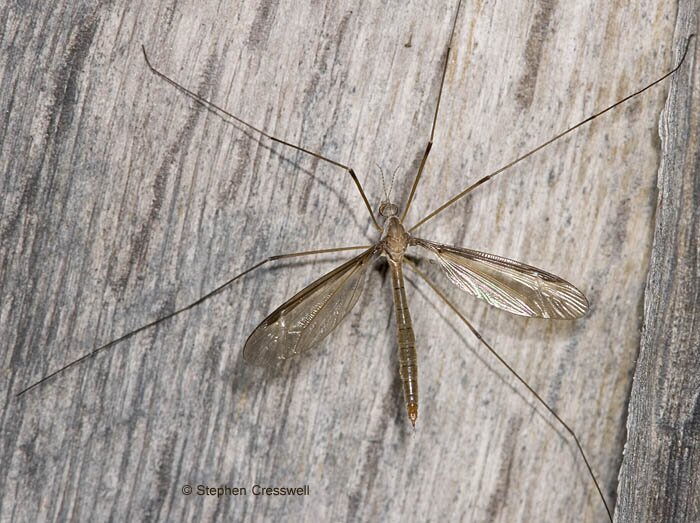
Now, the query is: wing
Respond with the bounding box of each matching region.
[413,238,588,319]
[243,247,379,366]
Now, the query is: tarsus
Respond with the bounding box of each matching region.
[409,34,696,232]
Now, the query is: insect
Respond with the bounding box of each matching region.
[16,3,693,521]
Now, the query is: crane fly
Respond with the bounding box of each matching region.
[241,212,589,426]
[16,1,694,520]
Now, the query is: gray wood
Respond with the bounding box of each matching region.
[615,2,700,522]
[0,1,688,522]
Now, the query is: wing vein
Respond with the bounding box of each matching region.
[413,238,588,319]
[243,246,379,366]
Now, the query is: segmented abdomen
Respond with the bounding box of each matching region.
[390,262,418,425]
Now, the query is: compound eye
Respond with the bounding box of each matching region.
[379,202,398,217]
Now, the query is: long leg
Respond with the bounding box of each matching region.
[141,46,380,230]
[17,245,371,397]
[408,34,696,233]
[404,259,613,522]
[400,0,463,222]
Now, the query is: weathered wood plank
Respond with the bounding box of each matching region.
[0,1,686,522]
[615,2,700,522]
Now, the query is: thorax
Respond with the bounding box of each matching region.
[381,216,411,263]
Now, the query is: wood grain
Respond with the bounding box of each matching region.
[615,2,700,522]
[0,1,691,522]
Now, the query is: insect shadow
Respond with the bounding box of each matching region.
[16,2,695,521]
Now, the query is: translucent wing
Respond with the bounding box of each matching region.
[243,247,378,366]
[414,238,588,319]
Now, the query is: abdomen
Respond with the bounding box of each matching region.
[390,261,418,426]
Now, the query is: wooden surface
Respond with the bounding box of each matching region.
[615,2,700,522]
[0,1,693,522]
